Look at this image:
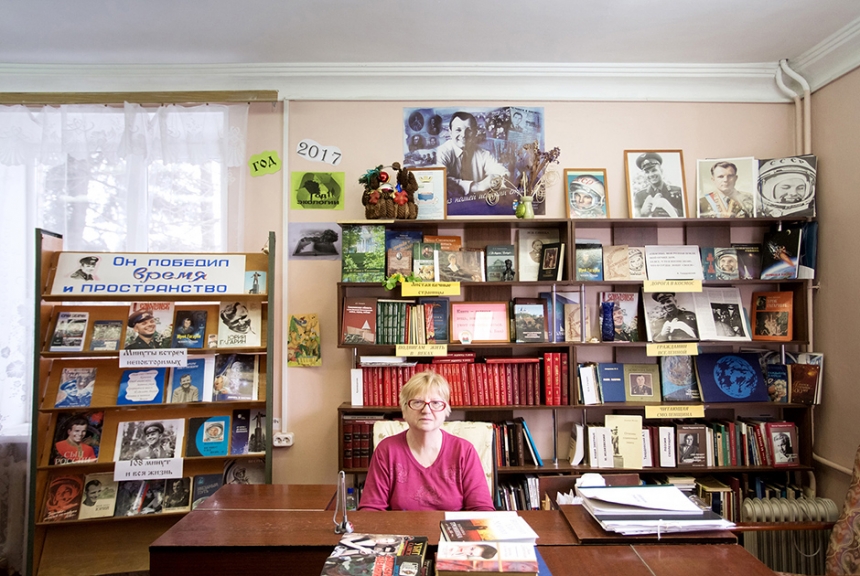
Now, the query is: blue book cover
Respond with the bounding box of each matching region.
[230,409,250,455]
[418,297,449,343]
[191,473,223,510]
[230,408,265,455]
[172,310,206,348]
[538,292,579,343]
[596,363,626,402]
[695,353,769,402]
[116,368,166,405]
[515,417,543,466]
[385,229,423,253]
[186,415,230,457]
[765,363,789,403]
[167,358,212,404]
[659,355,701,402]
[575,244,603,281]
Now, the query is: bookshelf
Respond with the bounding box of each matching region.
[28,229,276,576]
[335,217,816,511]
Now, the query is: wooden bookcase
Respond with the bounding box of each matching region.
[28,229,276,576]
[336,218,815,507]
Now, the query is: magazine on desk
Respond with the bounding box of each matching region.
[440,512,539,544]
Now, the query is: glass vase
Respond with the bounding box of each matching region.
[520,196,535,219]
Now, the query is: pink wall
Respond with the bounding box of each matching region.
[809,66,860,504]
[275,99,796,485]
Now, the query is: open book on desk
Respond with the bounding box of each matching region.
[575,485,735,535]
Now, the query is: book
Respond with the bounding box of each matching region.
[732,243,762,279]
[568,423,585,466]
[602,245,631,281]
[676,424,707,467]
[50,410,103,465]
[341,224,386,283]
[766,422,799,466]
[691,287,750,342]
[789,363,820,405]
[642,291,699,342]
[223,458,266,485]
[598,292,639,342]
[596,363,626,403]
[42,474,84,522]
[172,309,207,348]
[54,367,96,408]
[245,270,267,295]
[321,534,429,576]
[114,418,185,461]
[798,351,825,404]
[288,313,321,367]
[49,311,89,352]
[622,364,660,403]
[114,479,165,516]
[512,300,547,343]
[124,302,174,349]
[486,244,517,282]
[761,228,802,280]
[231,408,266,454]
[89,319,123,351]
[627,247,647,280]
[186,415,231,457]
[659,355,701,402]
[537,242,564,281]
[435,541,538,575]
[563,302,590,342]
[575,243,603,281]
[694,353,769,403]
[605,414,643,469]
[385,229,423,254]
[537,291,580,343]
[517,228,560,282]
[578,363,601,405]
[167,356,215,404]
[437,249,485,282]
[78,472,119,520]
[162,477,193,513]
[412,242,441,281]
[418,297,449,343]
[644,245,704,280]
[217,300,262,348]
[341,297,377,345]
[213,354,259,401]
[425,234,462,251]
[440,515,539,544]
[116,367,167,405]
[191,473,224,510]
[751,291,793,341]
[765,363,789,402]
[386,247,412,277]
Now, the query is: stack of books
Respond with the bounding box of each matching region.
[436,512,543,575]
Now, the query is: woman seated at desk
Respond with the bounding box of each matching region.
[359,371,495,511]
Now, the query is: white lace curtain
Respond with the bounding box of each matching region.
[0,102,248,575]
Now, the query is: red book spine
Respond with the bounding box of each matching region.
[726,421,737,466]
[525,363,534,406]
[492,364,501,406]
[383,368,392,407]
[532,363,541,405]
[460,363,471,406]
[560,353,569,406]
[362,368,372,406]
[360,422,371,467]
[343,421,354,469]
[373,367,382,407]
[512,364,521,405]
[553,352,561,406]
[478,364,488,406]
[505,364,514,406]
[468,363,479,407]
[542,353,553,405]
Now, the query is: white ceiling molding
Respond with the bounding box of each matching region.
[791,16,860,91]
[0,62,789,103]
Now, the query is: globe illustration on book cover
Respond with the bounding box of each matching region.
[712,356,759,399]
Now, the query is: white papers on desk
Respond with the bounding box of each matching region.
[576,485,735,535]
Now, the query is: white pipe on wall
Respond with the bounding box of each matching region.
[779,59,812,154]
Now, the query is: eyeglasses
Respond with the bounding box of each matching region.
[406,399,447,412]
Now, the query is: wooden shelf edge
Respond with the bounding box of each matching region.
[36,510,189,527]
[40,400,267,413]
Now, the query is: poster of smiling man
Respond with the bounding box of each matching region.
[403,106,545,217]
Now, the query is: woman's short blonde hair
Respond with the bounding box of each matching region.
[399,371,451,417]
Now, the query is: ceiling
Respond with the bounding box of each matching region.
[3,0,860,66]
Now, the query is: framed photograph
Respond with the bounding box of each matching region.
[624,150,688,218]
[564,169,609,218]
[696,157,757,218]
[449,301,510,344]
[411,167,447,220]
[512,299,548,343]
[768,423,799,467]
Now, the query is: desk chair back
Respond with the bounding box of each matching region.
[372,420,496,496]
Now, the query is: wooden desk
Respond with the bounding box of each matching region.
[559,504,737,545]
[195,483,337,511]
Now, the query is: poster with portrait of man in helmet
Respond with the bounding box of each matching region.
[564,169,608,218]
[757,155,817,218]
[624,150,688,218]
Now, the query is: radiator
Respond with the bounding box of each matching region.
[741,497,839,575]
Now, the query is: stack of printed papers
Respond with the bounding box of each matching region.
[576,485,735,535]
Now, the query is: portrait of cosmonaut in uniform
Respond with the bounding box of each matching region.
[757,155,817,217]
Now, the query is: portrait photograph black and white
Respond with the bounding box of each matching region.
[288,221,341,261]
[114,419,184,462]
[625,150,687,218]
[757,155,817,218]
